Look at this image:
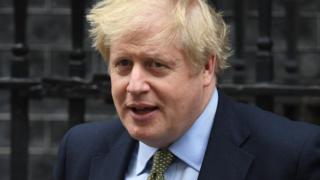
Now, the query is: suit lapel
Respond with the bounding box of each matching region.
[198,93,254,180]
[89,130,136,180]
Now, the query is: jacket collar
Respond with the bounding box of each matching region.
[89,129,136,180]
[198,92,254,180]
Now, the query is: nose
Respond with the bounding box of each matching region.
[126,65,150,95]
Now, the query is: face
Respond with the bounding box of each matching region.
[109,29,215,148]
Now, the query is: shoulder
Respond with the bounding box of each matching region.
[233,99,320,138]
[219,93,320,150]
[53,118,129,180]
[219,94,320,178]
[226,95,320,165]
[67,118,125,140]
[61,118,126,155]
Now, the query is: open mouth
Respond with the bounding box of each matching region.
[131,106,158,114]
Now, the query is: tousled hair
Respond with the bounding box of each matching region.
[87,0,232,73]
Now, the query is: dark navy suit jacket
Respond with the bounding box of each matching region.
[54,93,320,180]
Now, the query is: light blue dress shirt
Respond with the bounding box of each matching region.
[125,89,218,180]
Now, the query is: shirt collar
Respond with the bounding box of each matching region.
[135,142,157,175]
[169,88,218,171]
[134,88,218,175]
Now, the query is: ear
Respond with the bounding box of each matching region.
[202,55,216,86]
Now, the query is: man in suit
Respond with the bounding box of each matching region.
[54,0,320,179]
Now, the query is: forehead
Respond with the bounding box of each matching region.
[109,35,183,62]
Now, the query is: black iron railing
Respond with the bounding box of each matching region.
[10,0,29,179]
[0,0,319,180]
[68,0,86,128]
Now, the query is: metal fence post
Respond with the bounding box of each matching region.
[10,0,29,180]
[284,0,299,83]
[233,0,246,83]
[256,0,274,111]
[68,0,86,128]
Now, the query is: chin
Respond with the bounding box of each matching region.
[134,132,172,148]
[127,126,152,140]
[128,129,161,146]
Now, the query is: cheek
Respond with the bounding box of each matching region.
[163,89,189,120]
[110,77,127,105]
[171,83,203,115]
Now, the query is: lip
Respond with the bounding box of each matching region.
[129,109,158,122]
[126,102,159,122]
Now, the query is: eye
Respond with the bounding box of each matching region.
[112,58,132,74]
[116,59,132,67]
[148,60,167,69]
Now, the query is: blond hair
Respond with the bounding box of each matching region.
[87,0,231,73]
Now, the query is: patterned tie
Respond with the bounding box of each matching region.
[147,150,175,180]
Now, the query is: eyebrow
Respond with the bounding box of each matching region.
[111,48,168,60]
[110,45,181,65]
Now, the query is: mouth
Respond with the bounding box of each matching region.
[131,106,158,114]
[126,103,159,120]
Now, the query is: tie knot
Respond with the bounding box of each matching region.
[148,150,174,180]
